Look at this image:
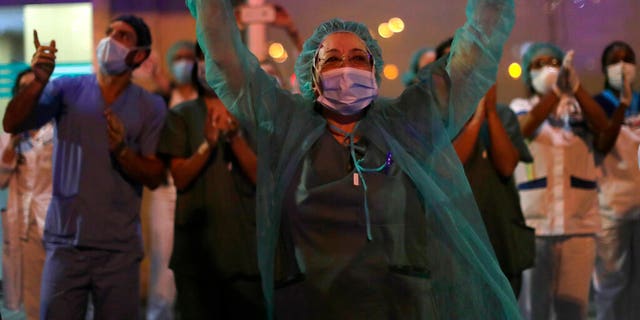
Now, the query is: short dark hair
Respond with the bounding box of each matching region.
[601,41,636,73]
[112,14,152,47]
[12,68,33,96]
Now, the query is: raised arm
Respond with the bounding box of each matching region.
[187,0,293,135]
[443,0,514,138]
[517,91,559,138]
[4,31,58,133]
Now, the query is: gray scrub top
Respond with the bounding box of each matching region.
[277,129,434,319]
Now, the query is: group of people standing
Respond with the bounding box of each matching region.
[0,0,638,319]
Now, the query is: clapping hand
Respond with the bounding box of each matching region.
[104,108,127,153]
[620,63,634,106]
[556,50,580,95]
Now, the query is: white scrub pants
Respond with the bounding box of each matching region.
[593,217,640,320]
[146,178,177,320]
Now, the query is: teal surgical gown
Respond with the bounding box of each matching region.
[187,0,519,318]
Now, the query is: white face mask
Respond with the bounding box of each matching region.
[530,66,559,95]
[607,61,636,91]
[171,59,194,85]
[96,37,132,75]
[317,67,378,115]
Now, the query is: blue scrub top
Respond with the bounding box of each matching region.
[31,74,166,253]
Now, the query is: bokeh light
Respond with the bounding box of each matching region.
[383,64,399,80]
[388,17,405,33]
[508,62,522,79]
[268,42,285,59]
[274,50,288,63]
[378,23,393,39]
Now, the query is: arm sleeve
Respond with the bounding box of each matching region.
[509,97,533,116]
[22,77,67,130]
[139,95,168,157]
[186,0,300,139]
[157,107,190,159]
[415,0,515,140]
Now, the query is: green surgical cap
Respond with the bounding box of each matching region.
[166,40,195,64]
[522,42,564,86]
[295,18,384,100]
[402,47,433,87]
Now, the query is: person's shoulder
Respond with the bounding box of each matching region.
[171,98,203,116]
[130,83,167,110]
[509,97,533,115]
[49,74,95,89]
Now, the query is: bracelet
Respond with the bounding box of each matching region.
[197,140,210,155]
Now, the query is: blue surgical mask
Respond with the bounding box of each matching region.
[317,67,378,115]
[171,59,194,85]
[96,37,131,75]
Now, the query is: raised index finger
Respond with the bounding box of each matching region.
[33,30,41,49]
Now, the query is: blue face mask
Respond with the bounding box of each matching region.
[171,59,194,85]
[96,37,132,75]
[317,67,378,115]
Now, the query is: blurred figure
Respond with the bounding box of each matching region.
[453,84,535,297]
[144,41,199,320]
[158,44,263,319]
[165,41,198,107]
[260,58,289,90]
[510,43,608,320]
[4,15,166,319]
[402,47,436,87]
[0,68,54,320]
[592,41,640,320]
[132,50,172,99]
[431,35,536,298]
[435,37,454,61]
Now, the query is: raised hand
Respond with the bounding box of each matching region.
[484,84,497,115]
[31,30,57,84]
[556,50,580,95]
[620,63,634,106]
[218,109,240,141]
[204,104,221,147]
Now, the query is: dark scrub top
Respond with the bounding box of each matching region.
[277,130,436,319]
[157,98,258,279]
[463,104,534,277]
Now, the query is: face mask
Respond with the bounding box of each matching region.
[96,37,132,75]
[607,62,636,91]
[317,67,378,115]
[530,66,559,95]
[171,59,194,85]
[197,60,217,97]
